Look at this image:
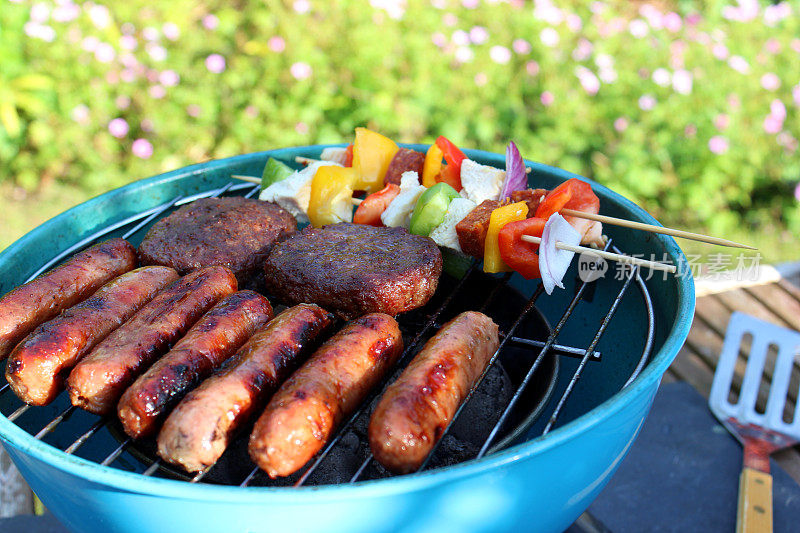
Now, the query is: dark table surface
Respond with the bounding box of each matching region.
[3,382,800,532]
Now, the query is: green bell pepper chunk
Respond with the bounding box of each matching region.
[409,182,461,236]
[260,158,294,191]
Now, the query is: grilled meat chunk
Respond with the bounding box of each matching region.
[455,199,501,259]
[0,238,137,359]
[369,311,499,474]
[138,197,297,289]
[6,267,178,406]
[384,148,425,186]
[510,188,549,216]
[157,304,333,472]
[67,266,238,415]
[264,223,442,319]
[118,290,274,439]
[249,313,403,478]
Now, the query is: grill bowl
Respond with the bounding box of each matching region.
[0,146,695,533]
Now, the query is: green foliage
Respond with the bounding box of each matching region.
[1,0,799,244]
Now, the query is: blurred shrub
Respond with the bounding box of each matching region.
[1,0,798,237]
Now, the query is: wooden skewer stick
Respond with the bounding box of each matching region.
[295,156,319,165]
[521,235,677,273]
[230,175,262,184]
[560,208,755,250]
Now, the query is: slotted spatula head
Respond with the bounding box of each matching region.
[709,312,800,442]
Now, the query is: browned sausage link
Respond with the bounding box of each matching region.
[383,148,425,186]
[249,313,403,478]
[368,311,499,474]
[157,304,333,473]
[0,238,137,359]
[5,267,179,406]
[118,290,274,439]
[67,266,238,415]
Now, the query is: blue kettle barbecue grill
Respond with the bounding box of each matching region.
[0,146,695,533]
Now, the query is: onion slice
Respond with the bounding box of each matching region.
[500,141,526,201]
[540,213,581,295]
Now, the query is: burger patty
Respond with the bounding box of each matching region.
[264,223,442,319]
[138,197,296,289]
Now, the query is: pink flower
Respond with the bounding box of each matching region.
[115,96,131,109]
[82,36,100,52]
[760,73,780,91]
[629,19,648,38]
[268,36,286,52]
[490,45,511,64]
[526,60,540,76]
[141,119,154,132]
[566,13,582,32]
[672,69,692,95]
[295,121,308,134]
[792,39,800,54]
[572,38,593,61]
[663,12,682,32]
[613,117,628,132]
[708,136,729,154]
[88,4,111,29]
[474,72,488,86]
[187,105,201,118]
[143,26,159,41]
[728,55,749,74]
[162,22,180,41]
[132,139,154,159]
[686,13,702,26]
[778,132,798,152]
[431,32,447,48]
[771,99,787,121]
[793,84,800,107]
[202,14,219,30]
[452,30,469,46]
[763,114,783,134]
[765,38,781,54]
[159,70,180,87]
[108,118,129,138]
[575,66,600,95]
[454,46,474,63]
[652,68,670,87]
[205,54,226,73]
[638,94,656,111]
[71,104,90,125]
[599,67,617,83]
[147,43,167,62]
[469,26,488,45]
[290,62,312,80]
[245,105,258,118]
[796,182,800,202]
[53,4,79,22]
[712,43,728,60]
[685,124,697,137]
[120,35,137,51]
[512,39,531,55]
[764,3,791,26]
[540,91,554,107]
[94,43,115,63]
[462,0,479,8]
[120,69,136,83]
[714,114,729,131]
[728,94,741,110]
[149,85,166,99]
[540,27,559,47]
[293,0,311,14]
[443,13,457,27]
[30,3,50,22]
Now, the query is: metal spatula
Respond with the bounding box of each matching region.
[709,312,800,533]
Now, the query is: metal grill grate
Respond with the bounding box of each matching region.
[0,179,655,488]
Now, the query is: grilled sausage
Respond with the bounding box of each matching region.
[249,313,403,478]
[157,304,333,472]
[384,148,425,186]
[67,266,237,414]
[368,311,499,474]
[117,290,274,439]
[5,267,179,406]
[0,238,137,359]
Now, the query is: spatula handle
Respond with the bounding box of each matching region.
[737,467,772,533]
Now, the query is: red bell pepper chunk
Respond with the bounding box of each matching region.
[436,163,462,191]
[435,135,466,173]
[535,178,599,220]
[344,143,354,167]
[498,217,547,280]
[353,183,401,226]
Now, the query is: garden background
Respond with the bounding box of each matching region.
[1,0,798,263]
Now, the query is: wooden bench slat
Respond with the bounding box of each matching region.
[744,283,800,332]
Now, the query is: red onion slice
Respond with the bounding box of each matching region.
[500,141,526,201]
[540,213,581,295]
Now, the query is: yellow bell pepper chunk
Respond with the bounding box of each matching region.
[484,201,529,273]
[308,166,357,228]
[422,143,443,188]
[352,127,399,194]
